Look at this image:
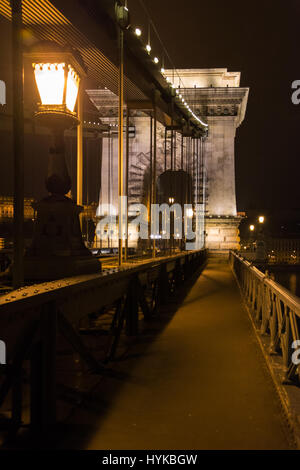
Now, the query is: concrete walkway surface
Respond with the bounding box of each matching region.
[61,256,293,450]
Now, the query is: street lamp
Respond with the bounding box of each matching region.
[256,215,266,262]
[23,41,100,280]
[30,42,83,119]
[34,63,79,114]
[27,42,86,197]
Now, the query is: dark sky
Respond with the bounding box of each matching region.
[1,1,298,213]
[135,0,300,212]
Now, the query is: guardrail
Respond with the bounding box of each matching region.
[230,251,300,385]
[0,249,206,437]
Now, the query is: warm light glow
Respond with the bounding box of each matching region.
[66,65,79,112]
[33,62,79,113]
[146,44,151,52]
[250,225,255,231]
[135,27,142,36]
[154,57,159,64]
[161,67,165,74]
[258,216,265,224]
[186,208,194,218]
[169,197,175,204]
[34,63,65,105]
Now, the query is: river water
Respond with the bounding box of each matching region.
[269,270,300,298]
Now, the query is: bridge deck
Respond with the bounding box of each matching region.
[59,256,293,450]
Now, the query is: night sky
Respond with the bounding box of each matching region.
[1,1,299,213]
[137,0,300,212]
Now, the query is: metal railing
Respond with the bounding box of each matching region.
[230,251,300,384]
[0,249,206,436]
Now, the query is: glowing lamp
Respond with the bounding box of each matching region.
[258,216,265,224]
[33,62,79,113]
[186,208,194,218]
[250,225,255,231]
[26,41,87,128]
[23,41,101,280]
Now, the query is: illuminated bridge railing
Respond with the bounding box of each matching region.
[230,251,300,384]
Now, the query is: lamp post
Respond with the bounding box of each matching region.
[11,0,24,289]
[115,2,130,266]
[258,215,265,237]
[256,215,266,262]
[23,41,100,280]
[249,224,255,251]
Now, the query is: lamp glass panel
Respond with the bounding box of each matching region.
[66,66,79,112]
[34,63,65,105]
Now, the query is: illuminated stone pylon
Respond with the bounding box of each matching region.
[165,68,249,251]
[88,69,249,252]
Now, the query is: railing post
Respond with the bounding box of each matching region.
[125,278,139,336]
[30,302,57,433]
[157,264,169,305]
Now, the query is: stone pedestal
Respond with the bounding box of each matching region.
[205,216,241,252]
[24,196,101,280]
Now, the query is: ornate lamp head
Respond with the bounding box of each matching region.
[26,41,87,129]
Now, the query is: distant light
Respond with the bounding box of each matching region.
[135,27,142,37]
[146,44,151,52]
[258,216,265,223]
[250,225,255,231]
[154,57,159,64]
[186,208,194,218]
[169,197,175,204]
[161,67,165,74]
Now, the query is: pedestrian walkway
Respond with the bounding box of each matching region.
[64,256,293,450]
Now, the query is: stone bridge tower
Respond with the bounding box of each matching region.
[167,69,249,251]
[89,68,249,252]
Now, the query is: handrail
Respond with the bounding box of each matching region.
[230,250,300,384]
[0,250,205,315]
[231,251,300,315]
[0,249,207,434]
